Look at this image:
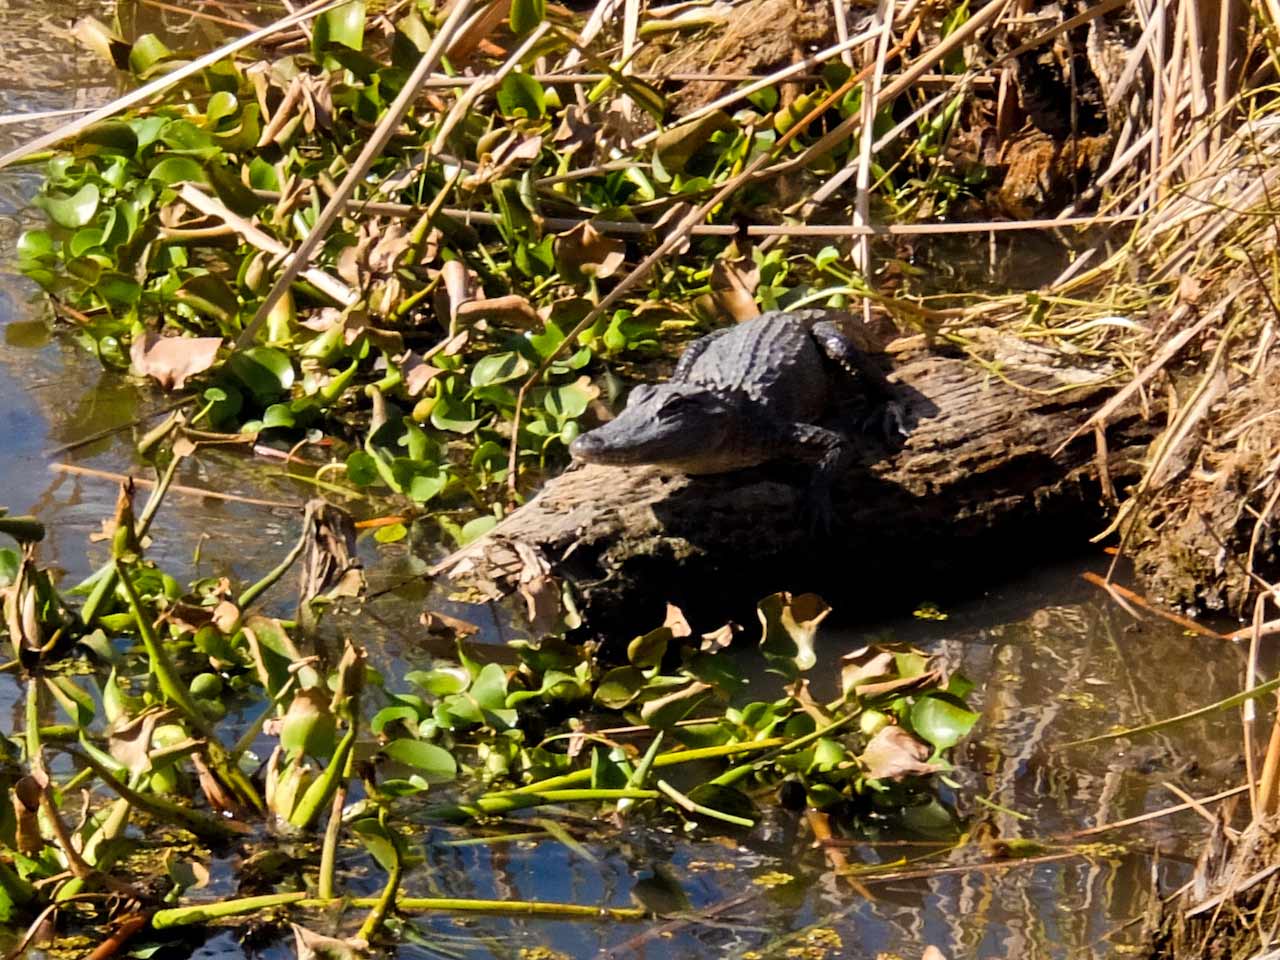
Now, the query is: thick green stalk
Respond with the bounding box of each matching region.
[67,747,241,841]
[656,779,754,828]
[495,738,789,797]
[356,816,401,942]
[710,713,860,789]
[24,675,40,765]
[289,723,356,829]
[428,788,660,821]
[236,529,308,609]
[151,894,645,929]
[79,454,182,627]
[113,562,263,810]
[617,731,663,816]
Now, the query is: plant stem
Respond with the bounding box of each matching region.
[79,453,182,628]
[709,713,861,789]
[428,788,661,821]
[493,738,789,797]
[151,893,646,929]
[65,746,242,841]
[656,779,754,828]
[356,815,401,942]
[289,723,356,829]
[237,526,308,609]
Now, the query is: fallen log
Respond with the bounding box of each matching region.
[433,338,1156,634]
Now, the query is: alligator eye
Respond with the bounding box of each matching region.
[657,396,694,420]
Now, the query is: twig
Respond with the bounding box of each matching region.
[852,0,896,306]
[43,396,195,457]
[1062,783,1250,839]
[178,184,357,306]
[1079,571,1231,640]
[50,462,302,510]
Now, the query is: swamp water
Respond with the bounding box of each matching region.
[0,5,1259,958]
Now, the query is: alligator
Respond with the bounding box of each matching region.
[569,308,894,522]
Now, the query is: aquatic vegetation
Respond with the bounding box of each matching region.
[0,445,974,941]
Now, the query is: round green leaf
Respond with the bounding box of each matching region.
[148,156,208,186]
[228,346,295,398]
[371,705,420,735]
[374,522,407,543]
[206,91,239,126]
[909,694,978,751]
[381,739,457,782]
[470,351,530,387]
[346,451,379,486]
[497,73,546,118]
[406,668,468,697]
[40,183,100,228]
[595,666,646,709]
[17,230,54,262]
[545,381,593,419]
[509,0,545,36]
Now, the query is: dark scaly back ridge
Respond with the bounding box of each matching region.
[681,311,827,421]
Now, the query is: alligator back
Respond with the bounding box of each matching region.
[678,312,828,422]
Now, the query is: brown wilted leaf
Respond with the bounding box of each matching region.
[437,260,476,330]
[859,725,939,781]
[292,922,366,960]
[758,591,830,673]
[328,640,367,712]
[212,599,240,634]
[556,221,625,280]
[456,294,541,329]
[130,333,222,390]
[107,709,165,775]
[663,603,692,639]
[700,622,738,652]
[298,500,365,617]
[710,254,760,322]
[13,774,45,855]
[397,350,443,398]
[554,104,599,158]
[840,647,895,698]
[519,574,561,637]
[466,133,543,188]
[192,751,241,815]
[421,609,480,639]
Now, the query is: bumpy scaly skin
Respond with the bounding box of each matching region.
[570,310,882,519]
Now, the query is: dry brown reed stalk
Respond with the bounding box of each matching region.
[232,0,480,348]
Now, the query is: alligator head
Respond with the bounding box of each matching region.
[569,382,766,474]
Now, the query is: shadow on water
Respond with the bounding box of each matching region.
[0,7,1260,958]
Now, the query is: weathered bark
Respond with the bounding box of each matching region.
[434,341,1155,633]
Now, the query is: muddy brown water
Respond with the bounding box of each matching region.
[0,6,1264,958]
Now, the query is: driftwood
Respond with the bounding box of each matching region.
[434,339,1156,633]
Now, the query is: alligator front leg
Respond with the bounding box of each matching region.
[810,320,906,439]
[785,420,852,532]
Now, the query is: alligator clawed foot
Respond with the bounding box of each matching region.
[863,400,909,444]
